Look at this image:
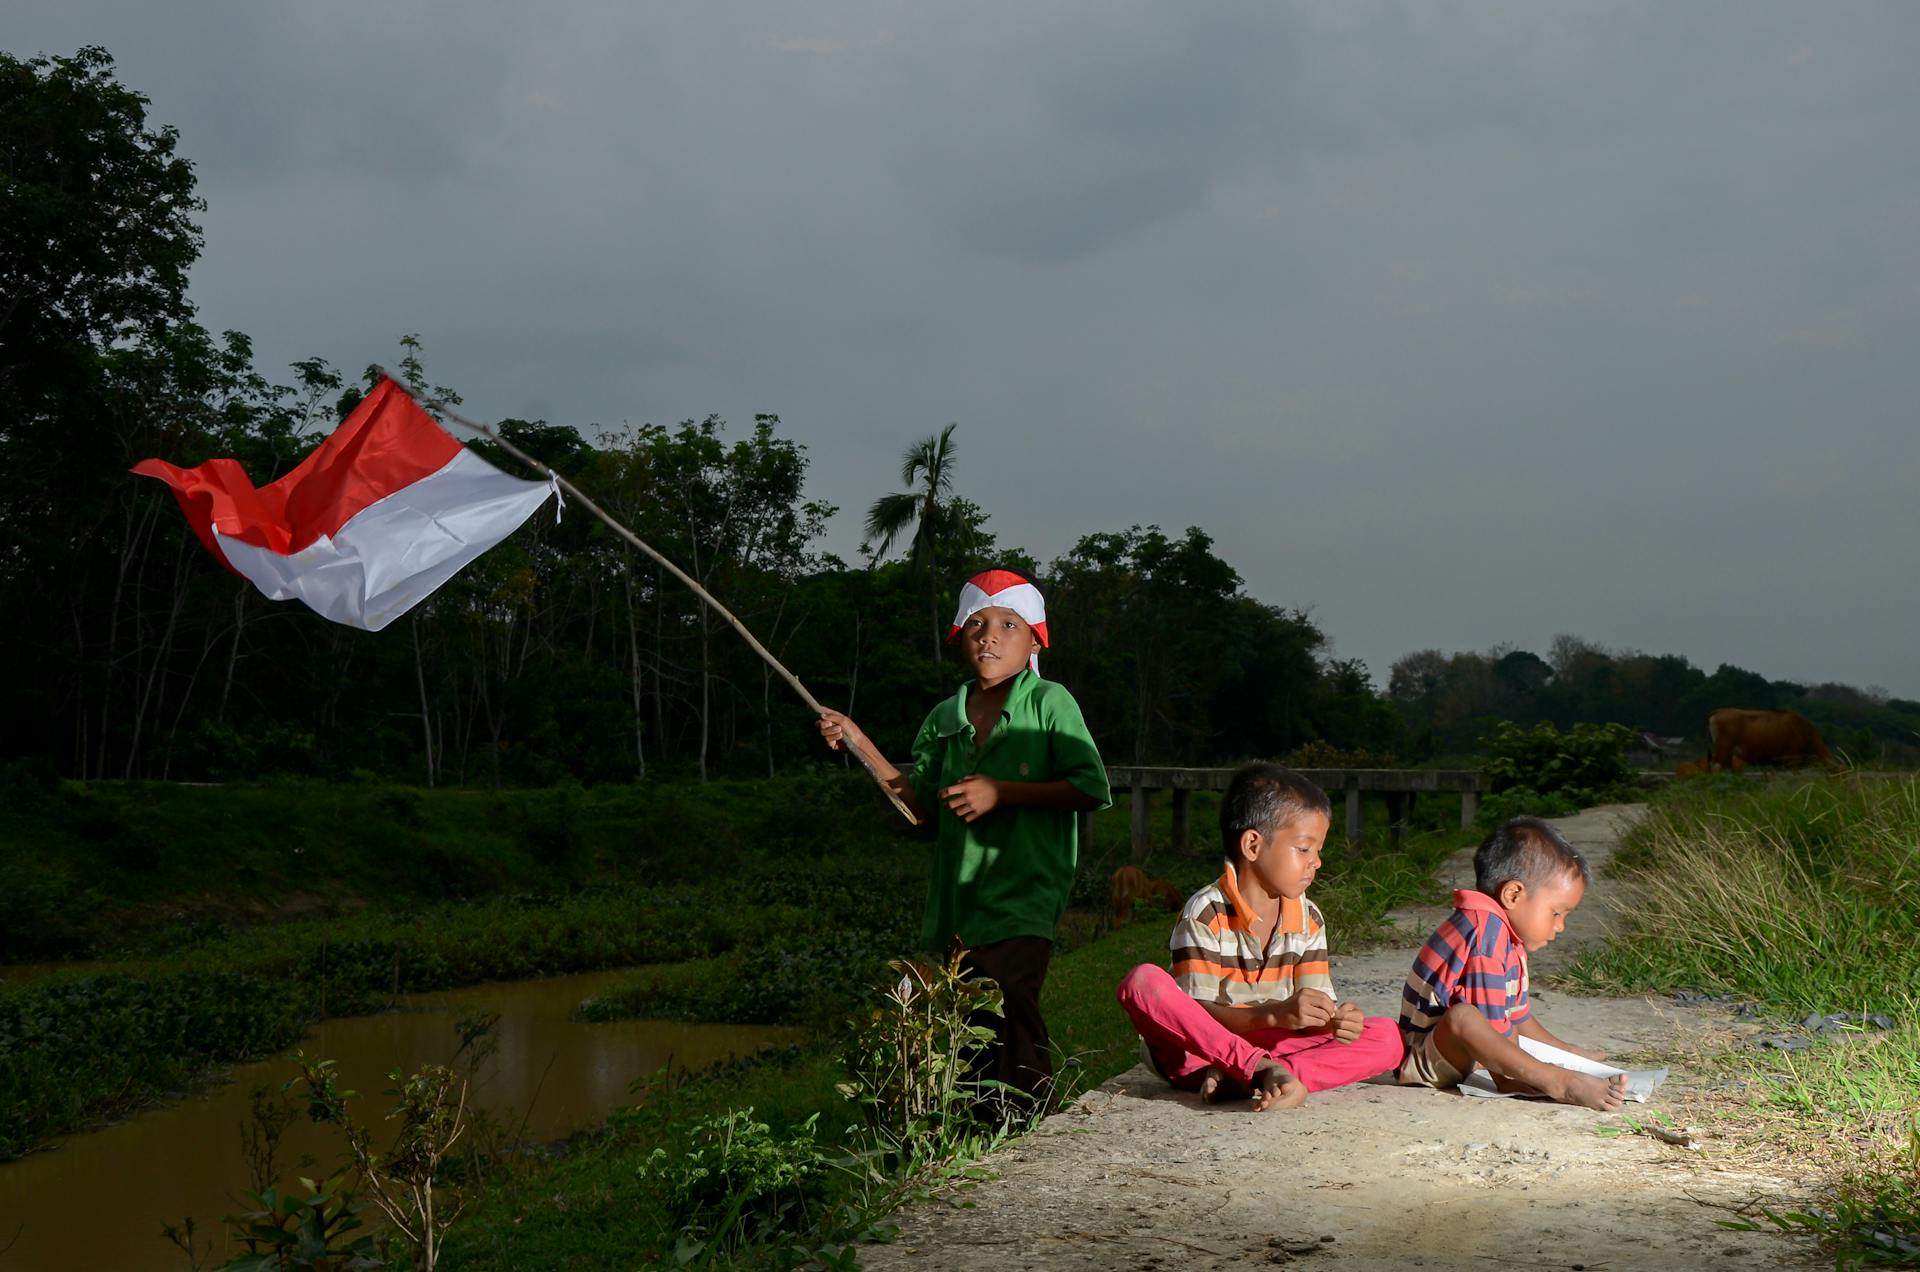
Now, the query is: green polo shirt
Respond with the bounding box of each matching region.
[907,668,1112,951]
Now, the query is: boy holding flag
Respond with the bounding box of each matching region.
[818,567,1110,1108]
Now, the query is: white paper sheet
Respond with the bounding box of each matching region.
[1456,1034,1667,1102]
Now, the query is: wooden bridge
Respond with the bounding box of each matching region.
[1090,766,1489,862]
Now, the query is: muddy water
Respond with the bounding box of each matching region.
[0,969,792,1271]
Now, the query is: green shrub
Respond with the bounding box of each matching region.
[1482,720,1632,797]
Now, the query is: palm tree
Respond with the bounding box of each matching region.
[865,423,964,663]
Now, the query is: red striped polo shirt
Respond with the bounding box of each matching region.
[1399,889,1531,1044]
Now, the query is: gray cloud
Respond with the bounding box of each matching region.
[11,1,1919,694]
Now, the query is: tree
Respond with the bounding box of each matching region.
[1045,525,1248,764]
[863,423,969,662]
[0,46,203,434]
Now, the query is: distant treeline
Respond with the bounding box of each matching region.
[0,338,1405,783]
[5,46,1915,785]
[1387,638,1920,764]
[6,332,1914,786]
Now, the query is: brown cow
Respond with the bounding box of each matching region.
[1111,866,1187,925]
[1708,708,1833,773]
[1673,758,1709,779]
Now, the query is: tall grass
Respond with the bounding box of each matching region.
[1565,773,1920,1015]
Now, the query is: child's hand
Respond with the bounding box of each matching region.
[1278,988,1338,1032]
[1565,1042,1609,1062]
[1331,1000,1366,1043]
[817,710,865,753]
[941,774,1002,822]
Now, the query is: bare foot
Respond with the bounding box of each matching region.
[1250,1060,1308,1111]
[1198,1065,1229,1102]
[1560,1071,1627,1111]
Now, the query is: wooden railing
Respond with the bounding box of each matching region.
[1091,766,1488,862]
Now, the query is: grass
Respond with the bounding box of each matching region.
[1565,772,1920,1267]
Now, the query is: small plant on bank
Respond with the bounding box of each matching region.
[291,1054,470,1272]
[836,950,1009,1170]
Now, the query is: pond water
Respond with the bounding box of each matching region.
[0,968,791,1271]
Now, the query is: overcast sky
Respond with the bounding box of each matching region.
[13,3,1919,696]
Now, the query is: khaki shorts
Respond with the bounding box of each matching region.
[1397,1029,1467,1089]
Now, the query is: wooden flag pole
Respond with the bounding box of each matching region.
[381,371,921,825]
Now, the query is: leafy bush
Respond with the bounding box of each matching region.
[1482,720,1632,798]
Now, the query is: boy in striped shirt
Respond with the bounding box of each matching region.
[1397,816,1625,1110]
[1116,764,1403,1110]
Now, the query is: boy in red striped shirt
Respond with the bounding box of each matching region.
[1116,764,1402,1110]
[1397,816,1625,1109]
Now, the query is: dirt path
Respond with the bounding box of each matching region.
[861,805,1817,1271]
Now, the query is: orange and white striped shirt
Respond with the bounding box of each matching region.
[1167,864,1335,1007]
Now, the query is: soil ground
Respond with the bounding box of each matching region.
[860,805,1820,1271]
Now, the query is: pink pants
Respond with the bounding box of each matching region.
[1116,963,1405,1091]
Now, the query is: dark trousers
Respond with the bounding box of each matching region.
[958,936,1054,1111]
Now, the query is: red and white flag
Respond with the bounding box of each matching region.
[132,377,558,631]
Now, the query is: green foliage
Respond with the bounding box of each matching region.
[1708,1021,1920,1268]
[0,856,100,959]
[0,774,930,1159]
[0,891,707,1159]
[429,805,1470,1270]
[1482,720,1632,798]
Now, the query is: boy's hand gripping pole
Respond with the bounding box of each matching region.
[383,371,921,825]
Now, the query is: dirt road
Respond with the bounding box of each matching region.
[860,805,1816,1271]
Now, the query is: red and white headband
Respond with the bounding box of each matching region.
[949,568,1048,669]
